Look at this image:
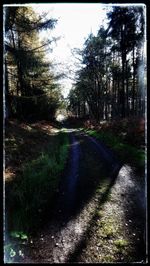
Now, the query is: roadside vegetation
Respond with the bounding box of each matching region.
[83,118,145,170]
[4,120,69,262]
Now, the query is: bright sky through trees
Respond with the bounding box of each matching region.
[32,4,109,98]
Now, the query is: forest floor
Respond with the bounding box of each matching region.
[4,118,147,263]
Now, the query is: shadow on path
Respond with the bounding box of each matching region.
[49,129,122,226]
[66,174,118,263]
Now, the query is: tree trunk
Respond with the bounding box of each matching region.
[126,60,129,117]
[132,45,136,115]
[120,25,126,118]
[5,59,10,119]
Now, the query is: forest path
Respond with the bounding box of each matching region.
[19,128,146,263]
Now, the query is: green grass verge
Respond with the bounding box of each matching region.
[84,129,145,168]
[8,131,69,234]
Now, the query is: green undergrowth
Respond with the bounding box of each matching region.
[7,131,69,235]
[84,129,145,168]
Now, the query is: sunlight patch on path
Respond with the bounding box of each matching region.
[50,128,60,134]
[75,164,146,263]
[102,164,146,232]
[61,128,81,133]
[96,164,145,262]
[117,165,146,210]
[52,195,99,263]
[56,114,65,122]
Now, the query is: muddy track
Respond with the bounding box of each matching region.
[13,129,146,263]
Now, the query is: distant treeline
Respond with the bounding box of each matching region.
[68,6,146,121]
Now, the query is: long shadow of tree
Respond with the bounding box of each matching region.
[66,173,119,263]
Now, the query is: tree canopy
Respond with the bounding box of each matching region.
[68,6,146,121]
[4,6,61,121]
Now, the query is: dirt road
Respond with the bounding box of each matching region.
[11,128,146,263]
